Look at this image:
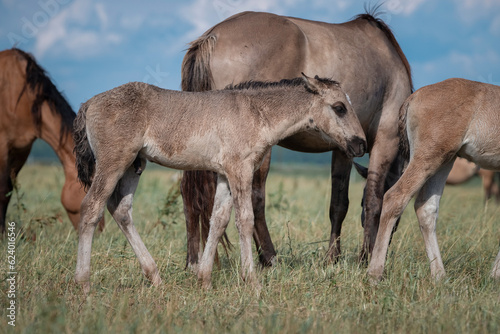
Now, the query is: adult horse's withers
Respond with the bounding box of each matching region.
[181,11,413,268]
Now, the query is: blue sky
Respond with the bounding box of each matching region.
[1,0,499,113]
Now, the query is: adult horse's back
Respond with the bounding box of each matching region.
[0,48,103,233]
[181,11,412,268]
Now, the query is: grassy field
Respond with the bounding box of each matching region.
[1,163,499,333]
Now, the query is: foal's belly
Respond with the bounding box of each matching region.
[458,144,500,171]
[278,131,336,153]
[459,125,500,170]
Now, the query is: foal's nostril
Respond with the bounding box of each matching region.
[359,140,367,156]
[348,137,366,157]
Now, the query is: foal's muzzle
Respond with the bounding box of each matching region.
[347,137,367,158]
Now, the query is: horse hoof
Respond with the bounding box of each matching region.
[76,280,91,294]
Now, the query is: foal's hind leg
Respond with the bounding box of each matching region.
[414,160,455,281]
[107,163,161,286]
[368,154,447,281]
[75,169,125,293]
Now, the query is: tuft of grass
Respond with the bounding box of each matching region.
[1,163,499,333]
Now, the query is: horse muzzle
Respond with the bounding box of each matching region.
[347,136,367,158]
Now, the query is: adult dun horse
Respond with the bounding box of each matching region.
[73,76,366,292]
[368,78,500,282]
[0,48,103,233]
[181,11,413,269]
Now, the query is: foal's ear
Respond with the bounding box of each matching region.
[301,72,319,94]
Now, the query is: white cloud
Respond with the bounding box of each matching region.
[490,14,500,36]
[34,0,122,59]
[383,0,429,16]
[412,50,500,89]
[454,0,500,24]
[179,0,285,40]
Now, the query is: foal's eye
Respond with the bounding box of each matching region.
[332,103,347,115]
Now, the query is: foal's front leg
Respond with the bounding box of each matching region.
[198,175,233,289]
[228,169,259,287]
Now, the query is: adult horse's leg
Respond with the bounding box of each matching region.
[198,174,233,289]
[75,169,125,294]
[359,129,400,262]
[0,156,11,234]
[107,164,161,286]
[368,154,446,281]
[181,171,202,271]
[251,150,277,266]
[181,171,217,271]
[414,160,455,280]
[0,147,31,234]
[325,149,352,262]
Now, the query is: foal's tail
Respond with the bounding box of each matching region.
[181,33,232,264]
[73,101,95,191]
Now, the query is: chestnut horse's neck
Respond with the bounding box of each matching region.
[38,102,76,171]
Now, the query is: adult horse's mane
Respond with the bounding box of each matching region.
[12,48,75,144]
[225,76,340,92]
[355,8,414,92]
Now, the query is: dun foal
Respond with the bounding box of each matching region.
[74,75,366,292]
[368,78,500,282]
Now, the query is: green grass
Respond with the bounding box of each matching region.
[1,163,499,333]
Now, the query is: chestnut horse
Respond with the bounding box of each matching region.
[181,11,413,269]
[0,48,103,233]
[368,78,500,282]
[73,76,366,292]
[446,157,500,203]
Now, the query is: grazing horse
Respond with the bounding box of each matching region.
[73,75,366,292]
[446,157,500,203]
[181,11,412,269]
[0,48,103,233]
[368,78,500,282]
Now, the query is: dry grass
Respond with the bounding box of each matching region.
[1,163,500,333]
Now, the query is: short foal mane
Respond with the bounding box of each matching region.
[225,76,340,92]
[13,48,75,144]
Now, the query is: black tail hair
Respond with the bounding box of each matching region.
[73,101,94,190]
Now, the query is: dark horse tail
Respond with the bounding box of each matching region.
[398,96,412,172]
[181,34,232,266]
[73,101,95,191]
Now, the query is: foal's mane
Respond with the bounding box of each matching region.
[225,76,340,93]
[13,48,75,144]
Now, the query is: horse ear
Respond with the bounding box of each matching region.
[301,72,319,94]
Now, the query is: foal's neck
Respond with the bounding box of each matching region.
[248,89,316,145]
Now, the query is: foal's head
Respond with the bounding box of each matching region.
[302,73,366,158]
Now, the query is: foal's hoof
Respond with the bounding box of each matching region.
[200,278,213,290]
[367,268,383,286]
[76,280,91,295]
[187,262,199,275]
